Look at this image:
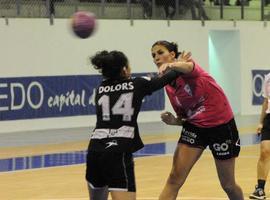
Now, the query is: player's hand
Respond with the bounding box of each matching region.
[177,51,192,62]
[158,63,174,75]
[257,123,263,135]
[161,111,177,125]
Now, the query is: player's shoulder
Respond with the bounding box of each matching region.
[129,76,153,90]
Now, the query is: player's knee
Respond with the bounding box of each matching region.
[220,182,236,194]
[260,147,270,161]
[167,171,185,187]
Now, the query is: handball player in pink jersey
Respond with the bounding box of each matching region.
[151,40,244,200]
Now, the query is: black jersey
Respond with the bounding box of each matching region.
[88,70,179,153]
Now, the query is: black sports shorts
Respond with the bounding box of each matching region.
[261,114,270,141]
[178,118,240,160]
[86,151,136,192]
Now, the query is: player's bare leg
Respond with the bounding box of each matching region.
[110,191,136,200]
[257,140,270,182]
[249,140,270,199]
[159,143,204,200]
[215,158,244,200]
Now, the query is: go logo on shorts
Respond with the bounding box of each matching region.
[213,143,229,152]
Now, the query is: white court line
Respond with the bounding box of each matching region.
[134,153,259,159]
[33,197,233,200]
[33,198,227,200]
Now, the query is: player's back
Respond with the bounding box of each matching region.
[90,77,151,152]
[95,77,148,130]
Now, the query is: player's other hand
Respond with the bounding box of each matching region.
[257,123,263,135]
[161,111,177,125]
[158,63,173,75]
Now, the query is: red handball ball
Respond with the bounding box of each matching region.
[71,11,96,39]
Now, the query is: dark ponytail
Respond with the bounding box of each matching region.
[91,50,129,79]
[152,40,181,58]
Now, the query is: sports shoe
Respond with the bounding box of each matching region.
[249,185,266,199]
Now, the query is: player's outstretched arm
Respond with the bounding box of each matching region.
[145,69,180,92]
[159,61,194,75]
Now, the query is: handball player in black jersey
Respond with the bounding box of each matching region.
[86,50,179,200]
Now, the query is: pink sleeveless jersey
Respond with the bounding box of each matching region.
[165,62,233,128]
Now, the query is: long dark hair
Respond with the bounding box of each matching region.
[91,50,129,79]
[152,40,181,58]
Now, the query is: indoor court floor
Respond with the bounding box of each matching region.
[0,115,267,200]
